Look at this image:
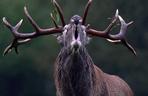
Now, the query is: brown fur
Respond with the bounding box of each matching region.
[54,48,133,96]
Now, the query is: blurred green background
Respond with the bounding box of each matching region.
[0,0,147,96]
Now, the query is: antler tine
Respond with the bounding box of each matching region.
[3,17,19,34]
[3,17,24,38]
[15,19,23,31]
[104,9,119,34]
[82,0,92,25]
[2,6,63,55]
[121,39,136,56]
[3,38,31,56]
[50,13,59,28]
[86,10,136,55]
[24,6,41,32]
[109,15,133,39]
[109,15,136,55]
[53,0,65,27]
[86,9,119,38]
[2,17,31,55]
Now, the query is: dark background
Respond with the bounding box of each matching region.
[0,0,147,96]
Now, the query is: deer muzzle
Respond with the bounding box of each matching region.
[71,39,81,51]
[71,27,82,51]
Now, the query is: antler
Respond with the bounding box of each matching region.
[3,6,63,55]
[82,0,92,25]
[86,10,136,55]
[52,0,66,26]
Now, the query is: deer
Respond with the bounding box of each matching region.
[2,0,136,96]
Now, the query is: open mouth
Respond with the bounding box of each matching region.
[70,25,82,52]
[74,26,78,40]
[71,40,81,50]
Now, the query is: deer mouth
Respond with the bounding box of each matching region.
[70,25,82,51]
[71,40,81,51]
[74,26,78,39]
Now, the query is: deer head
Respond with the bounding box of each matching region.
[2,0,136,56]
[57,15,90,53]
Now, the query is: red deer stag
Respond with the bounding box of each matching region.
[3,0,136,96]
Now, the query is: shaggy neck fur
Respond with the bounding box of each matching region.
[54,47,97,96]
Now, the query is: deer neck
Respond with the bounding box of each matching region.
[55,47,96,96]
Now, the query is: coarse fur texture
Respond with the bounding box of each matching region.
[54,15,133,96]
[54,46,133,96]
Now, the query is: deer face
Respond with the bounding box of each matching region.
[57,15,90,52]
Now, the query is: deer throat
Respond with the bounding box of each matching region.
[55,48,96,96]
